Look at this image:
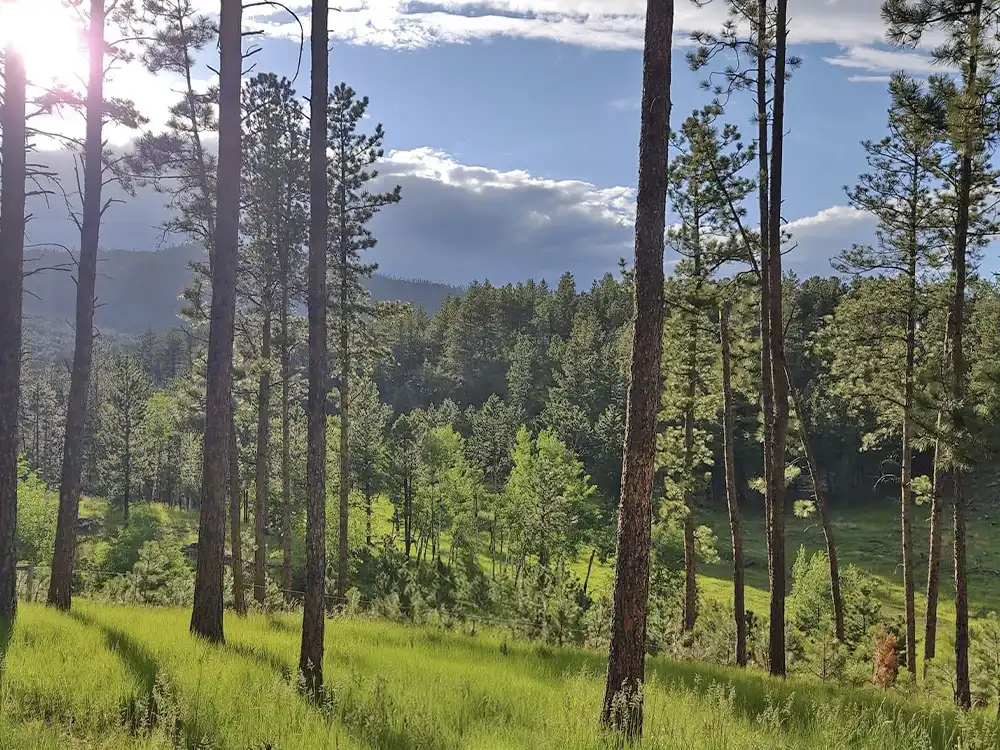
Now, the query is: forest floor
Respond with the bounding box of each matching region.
[1,602,996,750]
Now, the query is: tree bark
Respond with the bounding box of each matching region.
[0,42,27,621]
[600,0,672,736]
[229,414,246,615]
[948,1,980,705]
[300,0,329,696]
[336,160,351,604]
[280,291,293,603]
[765,0,791,679]
[403,474,413,558]
[924,432,944,668]
[785,365,844,643]
[900,152,920,676]
[721,302,747,667]
[190,0,242,643]
[254,309,272,605]
[49,0,106,611]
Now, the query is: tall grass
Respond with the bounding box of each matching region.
[0,603,995,749]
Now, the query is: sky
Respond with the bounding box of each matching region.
[17,0,956,287]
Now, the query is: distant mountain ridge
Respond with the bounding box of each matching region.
[23,244,462,338]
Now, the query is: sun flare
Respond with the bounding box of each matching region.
[0,0,88,86]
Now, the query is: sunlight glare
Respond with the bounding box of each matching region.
[0,0,88,87]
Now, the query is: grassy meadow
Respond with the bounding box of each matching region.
[1,602,997,750]
[6,487,998,748]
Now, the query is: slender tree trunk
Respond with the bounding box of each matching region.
[336,190,351,603]
[900,158,920,676]
[899,414,916,672]
[190,0,242,643]
[764,0,791,679]
[254,309,272,605]
[123,428,131,523]
[280,294,293,603]
[403,475,413,558]
[49,0,106,610]
[583,548,596,597]
[785,365,844,643]
[949,6,979,704]
[300,0,329,695]
[601,0,671,736]
[365,484,372,547]
[0,42,26,621]
[721,302,747,667]
[924,432,944,669]
[229,414,246,615]
[681,266,698,632]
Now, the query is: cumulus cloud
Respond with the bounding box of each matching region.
[194,0,889,51]
[24,142,872,286]
[823,45,955,78]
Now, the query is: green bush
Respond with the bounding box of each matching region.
[16,458,58,566]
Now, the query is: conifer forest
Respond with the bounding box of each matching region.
[3,0,1000,747]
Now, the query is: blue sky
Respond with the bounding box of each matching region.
[29,0,952,286]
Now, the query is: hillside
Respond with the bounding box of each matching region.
[3,602,992,749]
[22,244,461,338]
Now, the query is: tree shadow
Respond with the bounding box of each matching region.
[65,609,221,746]
[221,641,294,682]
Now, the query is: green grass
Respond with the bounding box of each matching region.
[1,602,995,749]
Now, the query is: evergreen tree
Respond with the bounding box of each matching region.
[602,0,672,735]
[884,0,1000,706]
[833,73,948,673]
[327,83,401,601]
[98,354,151,521]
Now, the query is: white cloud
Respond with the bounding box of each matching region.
[24,138,876,285]
[847,75,893,84]
[215,0,893,51]
[822,45,953,76]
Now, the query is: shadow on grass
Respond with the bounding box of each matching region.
[224,635,442,750]
[265,613,295,633]
[66,609,217,746]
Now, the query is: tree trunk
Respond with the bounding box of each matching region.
[583,548,596,597]
[721,302,747,667]
[785,365,844,643]
[229,414,246,615]
[0,42,26,621]
[123,426,132,523]
[49,0,106,611]
[300,0,329,696]
[924,432,944,668]
[190,0,242,644]
[280,293,293,603]
[254,309,272,605]
[766,0,791,679]
[365,484,372,547]
[601,0,672,736]
[403,474,413,558]
[949,6,980,704]
[336,190,351,604]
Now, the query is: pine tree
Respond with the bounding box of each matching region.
[883,0,1000,707]
[834,72,948,673]
[301,0,330,695]
[0,37,28,621]
[50,0,145,611]
[326,83,401,601]
[190,0,242,643]
[601,0,672,736]
[97,354,151,521]
[240,72,308,605]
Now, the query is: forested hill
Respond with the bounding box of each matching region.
[22,244,462,336]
